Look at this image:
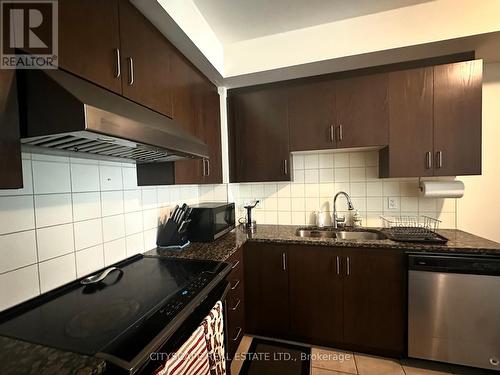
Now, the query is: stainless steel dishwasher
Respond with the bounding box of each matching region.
[408,254,500,371]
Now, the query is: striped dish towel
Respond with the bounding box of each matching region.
[153,326,210,375]
[201,301,226,375]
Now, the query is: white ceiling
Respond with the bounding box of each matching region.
[192,0,433,43]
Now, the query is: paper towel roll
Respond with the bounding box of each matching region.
[419,180,465,198]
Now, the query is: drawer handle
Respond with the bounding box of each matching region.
[114,48,121,78]
[231,260,240,270]
[230,299,241,311]
[127,57,134,86]
[232,327,242,341]
[230,280,240,290]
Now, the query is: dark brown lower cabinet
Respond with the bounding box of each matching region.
[244,242,289,338]
[342,248,406,355]
[0,70,22,189]
[288,245,343,345]
[244,243,405,356]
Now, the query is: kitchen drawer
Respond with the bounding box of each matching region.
[226,295,245,359]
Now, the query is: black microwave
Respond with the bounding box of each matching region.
[187,202,235,242]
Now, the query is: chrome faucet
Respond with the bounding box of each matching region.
[333,191,354,228]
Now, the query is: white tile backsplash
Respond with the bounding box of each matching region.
[70,163,100,192]
[0,196,35,235]
[36,224,74,261]
[74,218,103,251]
[34,194,73,227]
[0,150,458,312]
[39,253,76,293]
[33,161,71,194]
[0,265,40,311]
[0,231,37,273]
[0,154,198,311]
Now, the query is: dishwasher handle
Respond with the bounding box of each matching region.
[408,255,500,276]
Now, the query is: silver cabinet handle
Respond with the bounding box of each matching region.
[426,151,432,169]
[232,327,242,341]
[346,256,350,276]
[230,299,241,311]
[283,159,288,175]
[329,125,335,142]
[230,280,240,290]
[336,256,340,275]
[202,159,207,176]
[338,125,343,142]
[206,159,210,176]
[436,151,443,169]
[114,48,121,78]
[127,57,134,86]
[282,252,286,271]
[231,260,240,270]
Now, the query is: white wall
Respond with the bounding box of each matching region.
[224,0,500,76]
[0,154,199,311]
[457,63,500,242]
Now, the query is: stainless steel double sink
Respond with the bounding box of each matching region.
[296,227,387,240]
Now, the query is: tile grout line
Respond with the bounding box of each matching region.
[69,159,78,280]
[30,158,42,296]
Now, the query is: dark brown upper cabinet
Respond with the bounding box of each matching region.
[229,86,290,183]
[58,0,122,94]
[288,245,343,346]
[289,80,336,151]
[118,0,174,117]
[434,60,482,176]
[172,54,222,184]
[381,60,482,178]
[335,73,389,149]
[0,70,22,189]
[380,67,434,178]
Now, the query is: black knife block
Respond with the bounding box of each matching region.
[156,218,190,250]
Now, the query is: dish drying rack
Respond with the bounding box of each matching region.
[380,215,448,244]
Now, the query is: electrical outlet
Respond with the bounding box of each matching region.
[387,197,399,210]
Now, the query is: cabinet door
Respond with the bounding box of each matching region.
[342,248,405,355]
[200,85,222,184]
[434,60,482,176]
[172,53,204,183]
[288,245,343,345]
[0,70,22,189]
[289,80,336,151]
[59,0,122,94]
[244,242,289,338]
[230,87,290,182]
[336,73,389,149]
[118,0,173,117]
[382,67,434,177]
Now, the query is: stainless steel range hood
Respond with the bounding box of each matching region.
[18,69,208,163]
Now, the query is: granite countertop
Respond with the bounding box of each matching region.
[146,224,500,262]
[0,336,106,375]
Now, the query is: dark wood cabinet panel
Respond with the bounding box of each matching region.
[0,70,22,189]
[289,80,336,151]
[434,60,482,176]
[381,67,434,178]
[58,0,122,94]
[244,242,289,338]
[173,54,222,185]
[342,248,405,355]
[200,86,222,184]
[229,87,290,182]
[335,73,389,149]
[118,0,173,117]
[288,245,343,345]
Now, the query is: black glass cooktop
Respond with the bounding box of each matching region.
[0,255,228,365]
